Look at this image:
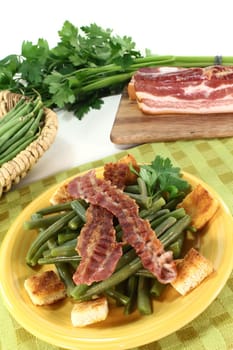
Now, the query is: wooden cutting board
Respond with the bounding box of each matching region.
[110,89,233,144]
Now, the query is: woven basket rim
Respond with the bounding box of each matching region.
[0,90,58,197]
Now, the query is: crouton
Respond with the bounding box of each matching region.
[116,154,140,184]
[50,183,73,205]
[71,296,109,327]
[103,153,140,187]
[171,248,214,295]
[178,183,219,230]
[24,270,66,305]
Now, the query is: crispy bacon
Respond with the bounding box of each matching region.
[68,170,177,284]
[131,65,233,115]
[73,205,122,285]
[73,156,139,285]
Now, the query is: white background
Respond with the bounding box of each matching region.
[0,0,232,187]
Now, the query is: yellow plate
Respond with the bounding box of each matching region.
[0,169,233,350]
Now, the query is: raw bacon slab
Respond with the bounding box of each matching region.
[68,170,177,284]
[131,65,233,115]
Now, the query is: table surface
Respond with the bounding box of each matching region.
[1,1,233,349]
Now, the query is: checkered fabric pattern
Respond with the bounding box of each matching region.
[1,139,233,350]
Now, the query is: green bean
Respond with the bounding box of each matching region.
[137,176,148,196]
[0,98,25,126]
[47,238,58,249]
[30,212,43,221]
[105,288,129,306]
[24,212,69,230]
[69,260,79,270]
[71,200,87,222]
[115,248,137,271]
[0,111,33,141]
[68,215,83,230]
[136,269,155,278]
[150,207,186,229]
[29,241,49,266]
[51,245,76,257]
[0,134,37,165]
[163,193,186,210]
[42,248,52,258]
[114,280,128,306]
[154,216,177,238]
[71,284,90,299]
[29,237,57,266]
[26,107,44,137]
[0,118,34,153]
[72,257,142,300]
[168,234,185,259]
[36,201,73,215]
[38,255,81,265]
[124,176,153,209]
[142,208,170,226]
[50,238,77,257]
[124,184,140,194]
[0,99,33,128]
[124,191,152,209]
[124,275,138,315]
[26,210,76,265]
[150,279,166,298]
[161,215,191,248]
[56,262,76,296]
[139,197,166,220]
[58,232,78,244]
[137,276,152,315]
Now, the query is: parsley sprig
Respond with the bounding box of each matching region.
[132,156,190,200]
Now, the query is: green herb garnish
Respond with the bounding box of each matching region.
[131,155,190,199]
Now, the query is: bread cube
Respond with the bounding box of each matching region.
[171,248,214,295]
[24,270,66,305]
[178,183,219,230]
[71,296,109,327]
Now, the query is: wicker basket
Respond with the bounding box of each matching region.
[0,90,58,197]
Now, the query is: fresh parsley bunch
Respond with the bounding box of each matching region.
[0,21,143,119]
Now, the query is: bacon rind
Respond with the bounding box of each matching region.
[67,171,177,284]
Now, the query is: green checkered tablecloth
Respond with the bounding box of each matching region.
[1,139,233,350]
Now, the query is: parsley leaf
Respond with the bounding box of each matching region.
[135,155,190,199]
[19,39,50,84]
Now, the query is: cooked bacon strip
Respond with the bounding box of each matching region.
[73,205,122,285]
[68,170,177,284]
[73,156,138,285]
[131,65,233,115]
